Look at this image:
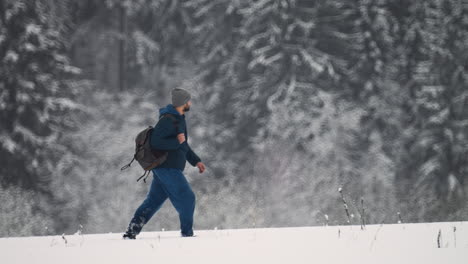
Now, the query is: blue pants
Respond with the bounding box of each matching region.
[126,168,196,236]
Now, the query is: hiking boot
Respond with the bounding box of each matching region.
[123,232,136,240]
[181,230,194,237]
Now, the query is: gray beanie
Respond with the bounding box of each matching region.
[171,88,191,107]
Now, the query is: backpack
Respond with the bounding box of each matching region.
[120,114,179,183]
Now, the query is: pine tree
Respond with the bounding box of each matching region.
[363,0,468,221]
[406,0,468,220]
[0,0,79,191]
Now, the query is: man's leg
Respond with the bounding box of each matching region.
[156,168,196,236]
[126,171,168,236]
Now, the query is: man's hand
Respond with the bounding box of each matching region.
[177,133,186,144]
[196,162,206,174]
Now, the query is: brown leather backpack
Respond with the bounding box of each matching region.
[120,114,178,182]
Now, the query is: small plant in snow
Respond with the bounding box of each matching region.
[360,197,366,230]
[437,229,442,248]
[339,187,351,224]
[76,225,84,247]
[453,226,456,248]
[61,233,68,246]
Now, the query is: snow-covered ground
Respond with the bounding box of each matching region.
[1,222,467,264]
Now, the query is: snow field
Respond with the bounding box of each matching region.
[1,222,467,264]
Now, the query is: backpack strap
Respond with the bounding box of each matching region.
[120,155,135,171]
[159,113,179,133]
[136,170,150,183]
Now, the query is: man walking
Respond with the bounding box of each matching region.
[123,88,206,239]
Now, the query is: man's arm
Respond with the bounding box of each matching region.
[150,117,180,150]
[186,143,201,167]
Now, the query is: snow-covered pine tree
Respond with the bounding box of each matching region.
[0,0,80,191]
[184,0,354,152]
[364,0,468,221]
[406,0,468,221]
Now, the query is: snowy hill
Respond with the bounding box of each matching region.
[2,222,467,264]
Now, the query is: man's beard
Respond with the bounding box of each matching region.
[184,105,191,112]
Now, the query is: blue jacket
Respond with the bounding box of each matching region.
[150,104,201,171]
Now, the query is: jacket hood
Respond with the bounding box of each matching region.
[159,104,182,117]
